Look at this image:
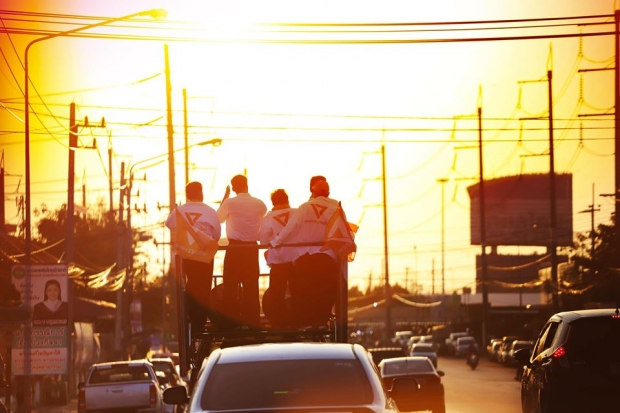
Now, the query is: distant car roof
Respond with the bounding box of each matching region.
[378,356,435,375]
[412,343,434,350]
[367,347,407,364]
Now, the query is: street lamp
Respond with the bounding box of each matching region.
[24,8,167,263]
[123,138,222,351]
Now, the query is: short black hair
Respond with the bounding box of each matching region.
[309,175,326,191]
[270,189,289,206]
[185,181,203,200]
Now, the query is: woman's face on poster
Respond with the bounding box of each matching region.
[45,283,60,301]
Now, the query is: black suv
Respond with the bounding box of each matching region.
[515,308,620,413]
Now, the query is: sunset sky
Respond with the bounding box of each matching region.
[1,0,616,295]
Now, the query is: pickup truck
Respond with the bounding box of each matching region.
[78,359,168,413]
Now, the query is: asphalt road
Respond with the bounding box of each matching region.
[439,355,522,413]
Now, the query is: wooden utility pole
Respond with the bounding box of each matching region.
[477,91,489,348]
[381,144,391,342]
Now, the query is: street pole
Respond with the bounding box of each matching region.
[23,8,167,263]
[183,88,189,186]
[547,68,559,313]
[115,162,126,358]
[437,178,448,296]
[382,145,391,343]
[615,10,620,236]
[478,91,489,348]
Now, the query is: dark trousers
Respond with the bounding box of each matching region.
[267,262,294,328]
[289,253,339,328]
[222,241,260,328]
[183,258,214,334]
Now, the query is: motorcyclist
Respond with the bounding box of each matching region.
[467,342,479,366]
[467,342,478,357]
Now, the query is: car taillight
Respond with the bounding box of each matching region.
[149,383,157,407]
[78,388,85,412]
[552,345,570,367]
[552,346,565,359]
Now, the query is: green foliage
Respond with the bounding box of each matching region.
[571,217,620,305]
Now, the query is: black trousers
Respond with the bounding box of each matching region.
[266,262,294,328]
[182,258,214,334]
[289,253,339,328]
[221,241,260,328]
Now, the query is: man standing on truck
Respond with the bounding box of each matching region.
[218,174,267,329]
[166,181,221,335]
[270,177,343,329]
[259,188,297,328]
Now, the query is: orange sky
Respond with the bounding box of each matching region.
[1,0,616,293]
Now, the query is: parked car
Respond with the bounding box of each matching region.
[486,338,502,360]
[515,308,620,413]
[489,340,503,362]
[378,356,446,413]
[445,332,469,356]
[498,335,519,363]
[454,336,478,358]
[367,346,408,366]
[392,330,414,348]
[163,342,416,413]
[405,335,422,353]
[410,342,438,368]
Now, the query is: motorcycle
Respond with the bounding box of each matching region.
[467,353,479,370]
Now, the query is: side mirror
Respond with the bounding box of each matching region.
[77,382,85,390]
[436,370,445,377]
[156,372,170,386]
[513,348,531,364]
[163,386,190,405]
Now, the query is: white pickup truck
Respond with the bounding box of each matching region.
[78,359,168,413]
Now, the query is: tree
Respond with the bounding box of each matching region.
[571,216,620,306]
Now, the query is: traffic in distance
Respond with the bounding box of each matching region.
[152,308,615,413]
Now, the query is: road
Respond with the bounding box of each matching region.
[438,356,522,413]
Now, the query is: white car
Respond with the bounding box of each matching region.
[410,342,438,367]
[164,342,418,413]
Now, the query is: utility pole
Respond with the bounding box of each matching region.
[578,184,600,258]
[547,66,559,313]
[615,10,620,235]
[183,88,189,186]
[477,87,489,348]
[115,162,126,357]
[381,144,391,343]
[108,134,114,221]
[165,44,177,345]
[405,267,409,292]
[67,103,78,264]
[437,178,448,296]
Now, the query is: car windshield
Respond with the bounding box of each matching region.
[383,359,434,375]
[201,359,374,410]
[89,365,151,384]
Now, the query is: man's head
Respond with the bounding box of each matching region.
[231,174,248,193]
[270,189,289,207]
[309,175,326,192]
[185,181,204,202]
[311,178,330,198]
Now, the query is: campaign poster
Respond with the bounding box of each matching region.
[10,264,70,375]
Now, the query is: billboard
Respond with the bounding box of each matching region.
[10,264,70,375]
[467,174,573,247]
